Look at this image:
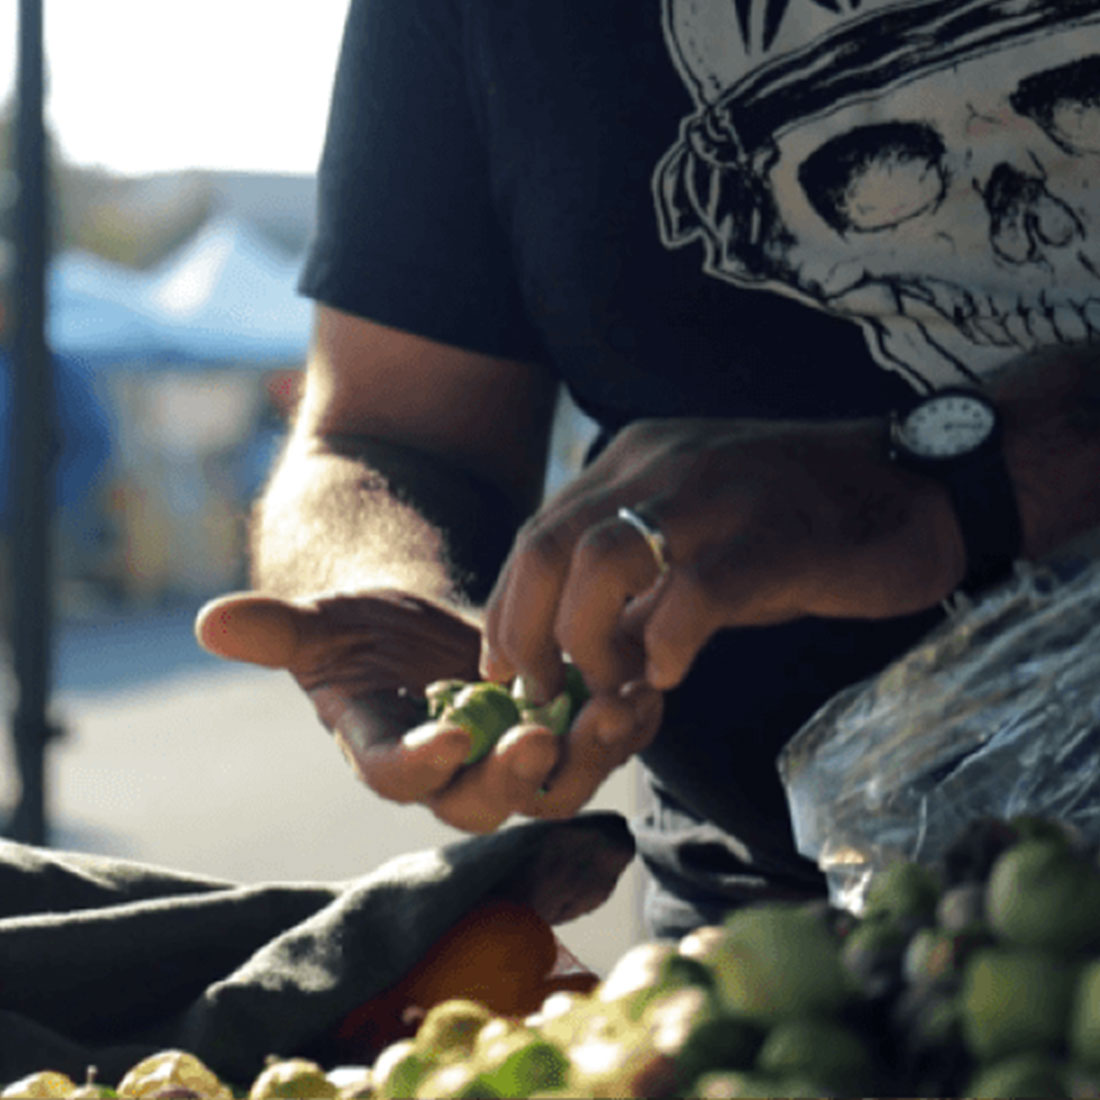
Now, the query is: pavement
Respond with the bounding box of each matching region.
[0,604,647,977]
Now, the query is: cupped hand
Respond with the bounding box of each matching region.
[482,416,966,701]
[194,589,662,833]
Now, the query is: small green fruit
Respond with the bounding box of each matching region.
[689,1070,785,1098]
[936,881,986,932]
[986,840,1100,954]
[840,916,907,996]
[513,663,589,737]
[863,860,941,926]
[412,1061,501,1098]
[371,1039,436,1100]
[966,1052,1068,1098]
[596,942,713,1020]
[644,986,759,1085]
[904,926,991,988]
[710,905,850,1024]
[478,1035,570,1096]
[1070,958,1100,1067]
[755,1017,874,1092]
[440,683,521,764]
[960,947,1077,1061]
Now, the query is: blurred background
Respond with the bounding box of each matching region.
[0,0,643,973]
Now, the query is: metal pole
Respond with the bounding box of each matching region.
[6,0,54,846]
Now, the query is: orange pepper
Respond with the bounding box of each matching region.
[333,898,589,1059]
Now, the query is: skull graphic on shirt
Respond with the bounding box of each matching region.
[655,0,1100,390]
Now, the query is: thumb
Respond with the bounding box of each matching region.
[195,591,318,669]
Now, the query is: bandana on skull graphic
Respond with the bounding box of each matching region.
[654,0,1100,392]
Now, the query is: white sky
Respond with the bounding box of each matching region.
[0,1,351,176]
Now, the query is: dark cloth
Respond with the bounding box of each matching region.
[0,812,633,1088]
[299,0,948,936]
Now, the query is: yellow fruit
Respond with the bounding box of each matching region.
[117,1051,231,1100]
[0,1071,77,1098]
[414,999,494,1060]
[324,1066,373,1099]
[248,1058,337,1099]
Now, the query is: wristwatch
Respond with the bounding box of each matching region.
[888,387,1023,597]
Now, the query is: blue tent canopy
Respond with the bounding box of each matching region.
[48,250,167,365]
[48,216,312,368]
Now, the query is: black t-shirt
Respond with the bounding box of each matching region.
[301,0,1099,934]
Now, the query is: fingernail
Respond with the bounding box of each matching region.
[479,640,501,681]
[404,723,471,768]
[514,674,550,707]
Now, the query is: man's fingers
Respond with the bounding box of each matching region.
[519,690,662,820]
[555,513,669,693]
[194,592,315,669]
[642,542,802,690]
[483,520,576,702]
[425,724,561,832]
[319,690,475,802]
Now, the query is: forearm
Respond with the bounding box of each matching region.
[996,345,1100,561]
[250,429,525,610]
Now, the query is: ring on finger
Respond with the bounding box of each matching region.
[617,506,671,577]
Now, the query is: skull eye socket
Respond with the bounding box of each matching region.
[1010,55,1100,155]
[798,122,947,234]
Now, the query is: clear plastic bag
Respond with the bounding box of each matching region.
[778,547,1100,914]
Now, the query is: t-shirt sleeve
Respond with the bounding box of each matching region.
[299,0,545,363]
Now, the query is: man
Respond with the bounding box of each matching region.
[198,0,1100,938]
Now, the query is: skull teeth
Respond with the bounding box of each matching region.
[896,281,1100,351]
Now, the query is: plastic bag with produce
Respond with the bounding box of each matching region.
[779,548,1100,913]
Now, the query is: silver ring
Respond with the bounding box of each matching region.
[617,506,670,576]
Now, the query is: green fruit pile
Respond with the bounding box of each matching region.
[8,816,1100,1098]
[362,815,1100,1098]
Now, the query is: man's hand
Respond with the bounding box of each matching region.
[195,590,661,833]
[482,416,967,700]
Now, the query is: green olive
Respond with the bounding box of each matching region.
[514,662,590,737]
[441,682,522,764]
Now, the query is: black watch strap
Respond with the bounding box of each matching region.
[944,449,1023,596]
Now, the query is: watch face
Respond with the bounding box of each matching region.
[898,392,996,459]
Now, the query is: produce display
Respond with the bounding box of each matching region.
[8,815,1100,1097]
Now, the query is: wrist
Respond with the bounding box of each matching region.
[888,388,1021,597]
[994,349,1100,561]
